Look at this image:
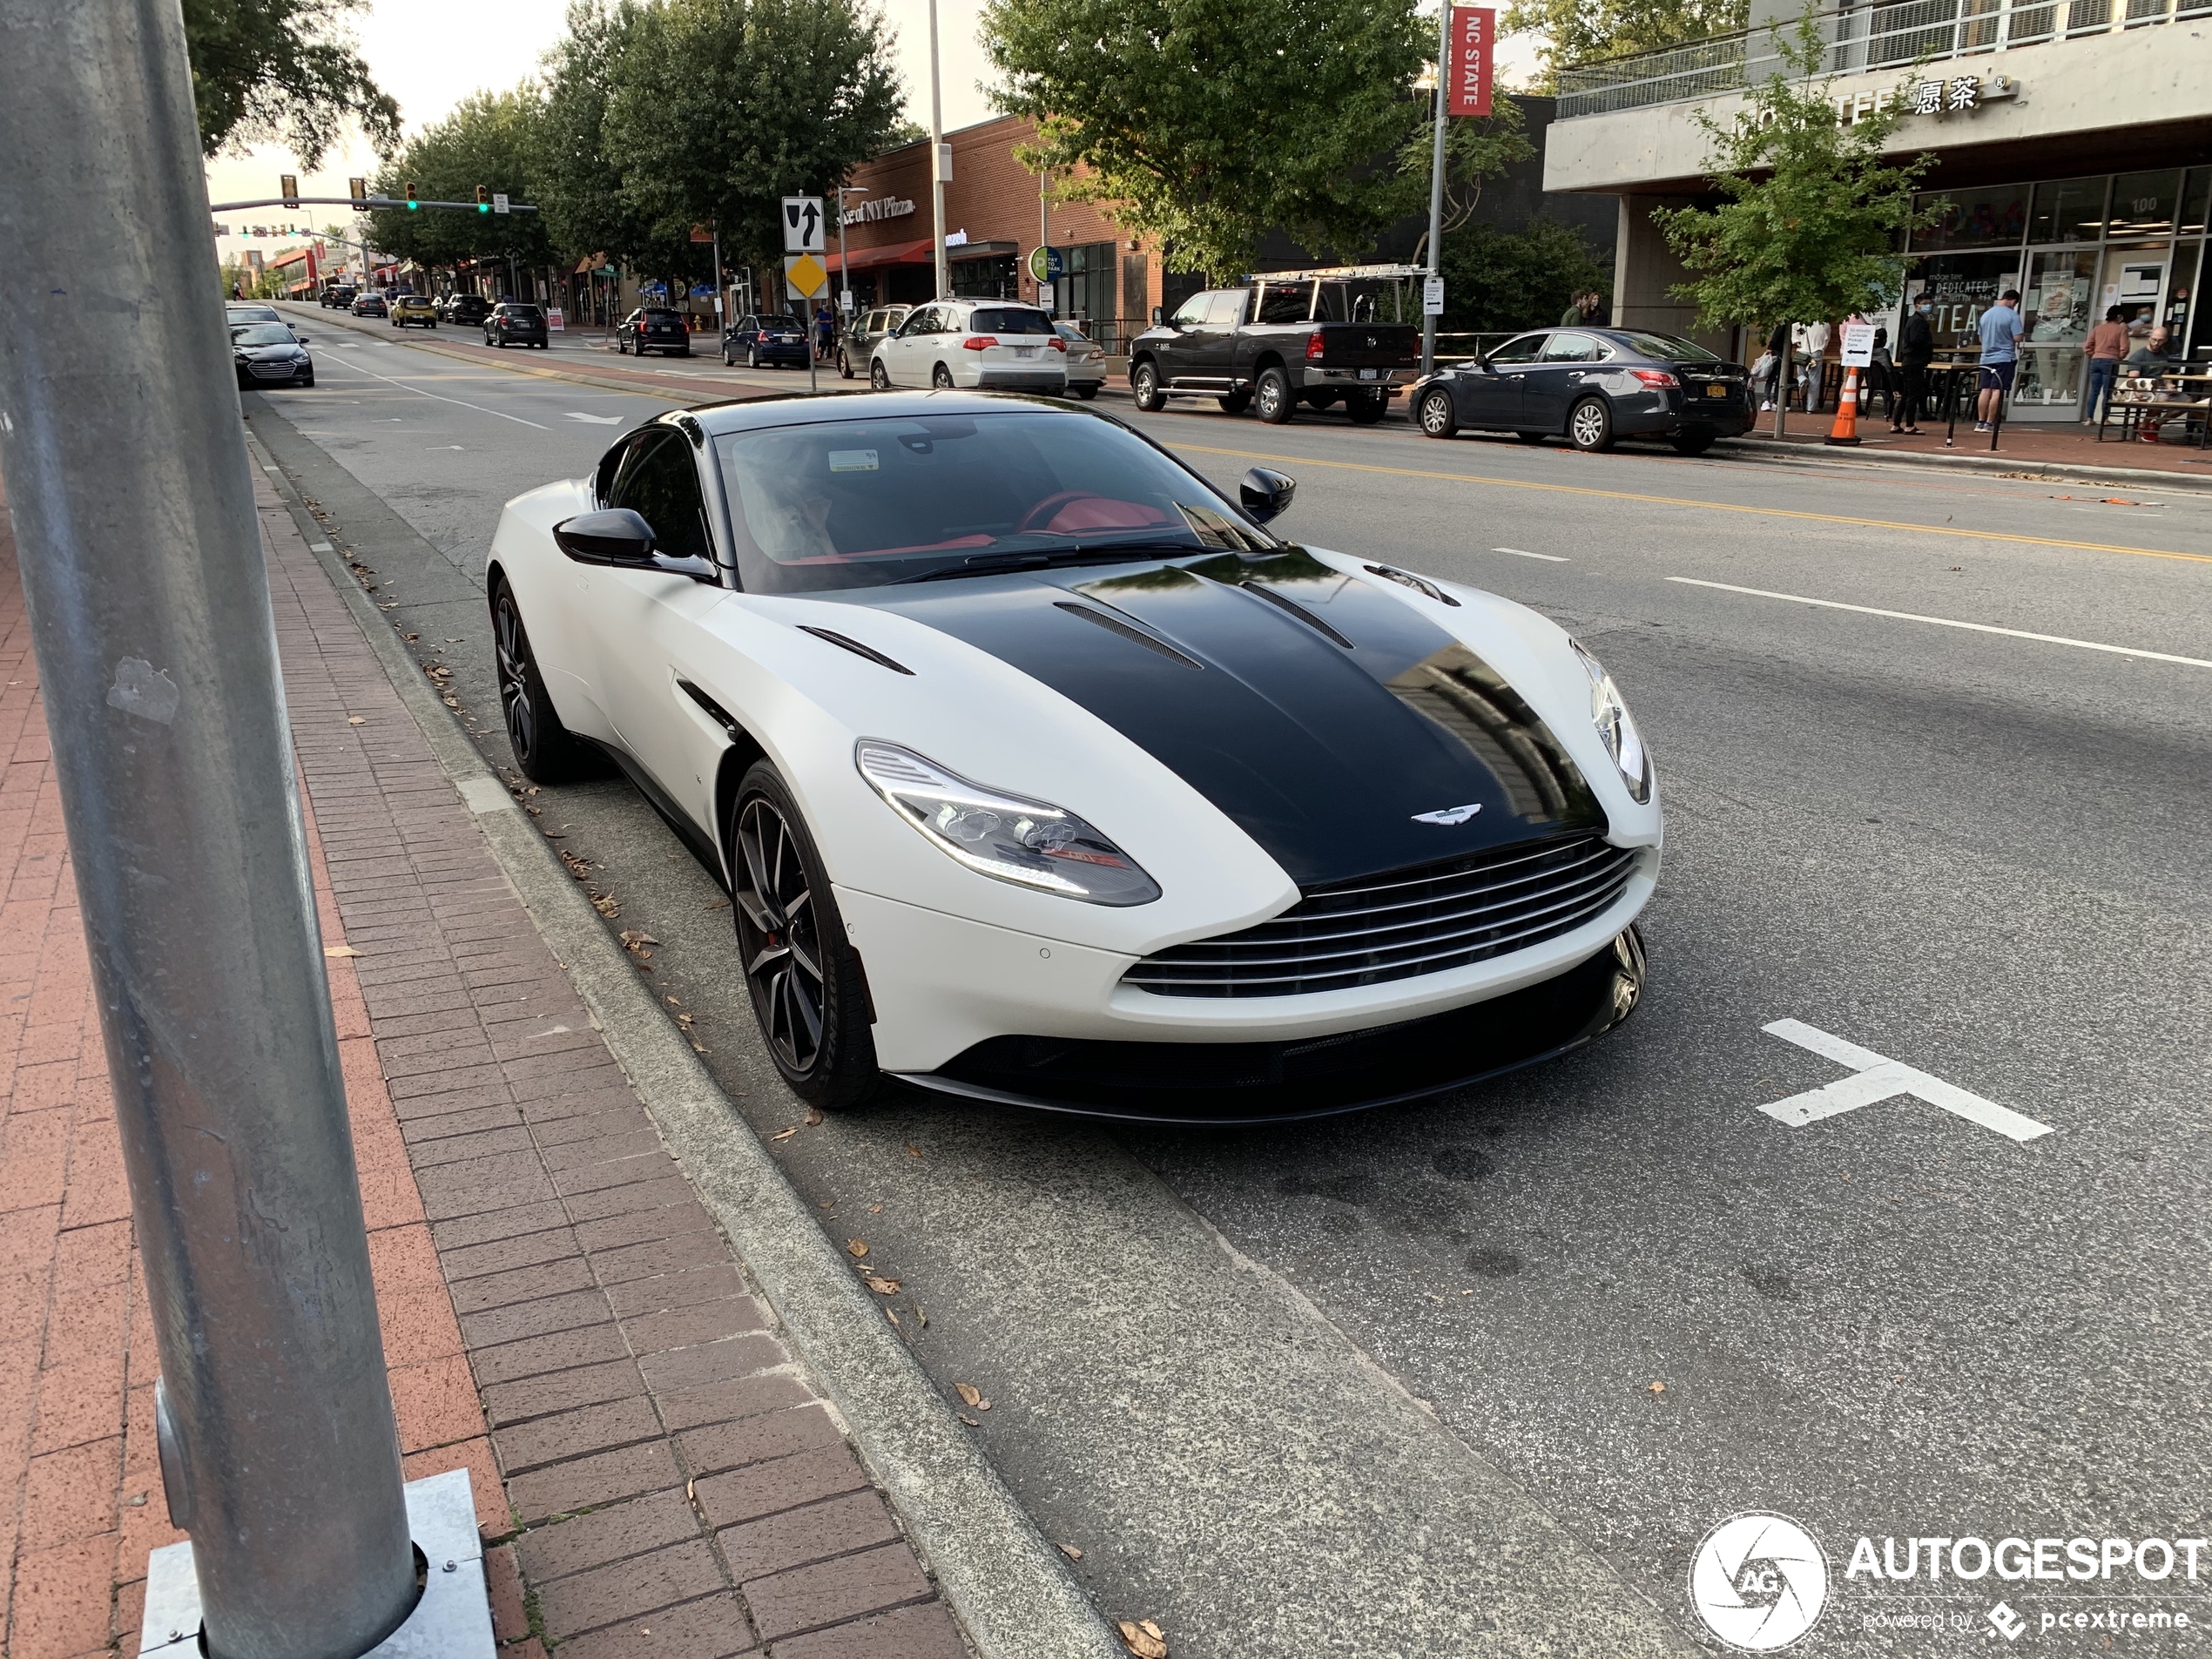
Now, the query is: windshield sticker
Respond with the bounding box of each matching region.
[828,449,880,473]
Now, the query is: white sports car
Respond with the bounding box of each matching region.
[486,391,1660,1122]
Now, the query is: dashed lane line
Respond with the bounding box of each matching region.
[1666,577,2212,669]
[1172,442,2212,567]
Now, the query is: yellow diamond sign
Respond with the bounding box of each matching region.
[783,253,827,299]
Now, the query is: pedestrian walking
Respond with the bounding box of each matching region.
[2081,305,2128,424]
[1759,320,1789,411]
[1560,291,1588,328]
[815,301,836,362]
[1974,289,2025,431]
[1894,294,1934,433]
[1794,320,1832,410]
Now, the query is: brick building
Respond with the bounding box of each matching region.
[831,116,1163,347]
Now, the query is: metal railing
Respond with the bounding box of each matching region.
[1556,0,2211,116]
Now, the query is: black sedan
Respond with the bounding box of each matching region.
[722,314,811,369]
[1412,327,1750,455]
[484,302,550,349]
[232,322,313,388]
[351,293,389,318]
[617,307,691,357]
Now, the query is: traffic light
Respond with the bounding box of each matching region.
[405,183,419,211]
[475,185,490,213]
[280,173,299,207]
[347,177,368,208]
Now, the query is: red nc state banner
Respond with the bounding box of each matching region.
[1448,5,1494,117]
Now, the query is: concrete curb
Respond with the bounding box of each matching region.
[1718,432,2212,494]
[246,433,1123,1659]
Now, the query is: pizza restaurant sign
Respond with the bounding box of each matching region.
[843,196,915,226]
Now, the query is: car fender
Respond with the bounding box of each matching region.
[487,478,612,741]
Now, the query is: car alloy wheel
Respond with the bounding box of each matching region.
[1131,361,1166,413]
[748,344,759,368]
[1568,396,1615,452]
[492,583,597,784]
[932,361,954,389]
[838,350,853,380]
[728,764,880,1108]
[1420,388,1458,439]
[1255,367,1296,424]
[870,358,891,391]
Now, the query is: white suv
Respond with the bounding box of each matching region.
[868,300,1067,395]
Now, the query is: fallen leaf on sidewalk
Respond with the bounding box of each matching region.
[863,1274,900,1294]
[324,945,362,958]
[1648,1380,1667,1395]
[868,1203,882,1214]
[770,1127,799,1142]
[958,1412,979,1426]
[347,716,366,725]
[1058,1542,1084,1561]
[915,1305,926,1328]
[1117,1620,1168,1658]
[591,894,619,917]
[954,1383,990,1411]
[904,1143,921,1159]
[886,1307,900,1326]
[846,1239,869,1258]
[806,1107,823,1125]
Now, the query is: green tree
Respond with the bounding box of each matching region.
[982,0,1429,282]
[1394,97,1538,267]
[182,0,401,165]
[603,0,906,271]
[1437,218,1609,334]
[1504,0,1747,91]
[1652,12,1939,432]
[366,89,556,279]
[531,3,691,283]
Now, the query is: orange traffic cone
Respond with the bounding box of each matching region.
[1824,366,1862,446]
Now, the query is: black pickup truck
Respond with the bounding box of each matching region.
[1128,273,1421,424]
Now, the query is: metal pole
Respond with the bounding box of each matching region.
[0,6,415,1659]
[1421,1,1451,377]
[712,221,725,349]
[1039,166,1050,314]
[930,0,948,300]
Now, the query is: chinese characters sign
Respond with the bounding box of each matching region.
[1447,6,1494,118]
[1835,72,2018,125]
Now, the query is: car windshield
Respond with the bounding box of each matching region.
[968,308,1055,335]
[713,410,1268,595]
[1617,331,1721,362]
[232,324,297,346]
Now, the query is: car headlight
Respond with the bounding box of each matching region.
[1569,640,1651,804]
[855,741,1160,906]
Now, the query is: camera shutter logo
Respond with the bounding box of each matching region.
[1689,1513,1830,1651]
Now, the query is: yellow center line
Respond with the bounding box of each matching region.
[1175,442,2212,568]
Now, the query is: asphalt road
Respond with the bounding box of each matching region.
[248,309,2212,1657]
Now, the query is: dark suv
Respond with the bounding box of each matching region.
[444,293,491,327]
[617,308,691,357]
[485,301,549,349]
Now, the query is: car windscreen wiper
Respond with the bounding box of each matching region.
[895,543,1203,583]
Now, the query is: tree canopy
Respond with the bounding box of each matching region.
[1394,98,1538,268]
[182,0,400,166]
[982,0,1430,282]
[1502,0,1746,91]
[366,90,556,273]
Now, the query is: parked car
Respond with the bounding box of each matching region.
[445,293,491,327]
[1410,327,1751,455]
[485,394,1656,1118]
[1127,273,1420,423]
[231,321,313,388]
[392,294,438,328]
[867,301,1066,395]
[1055,322,1107,400]
[351,292,389,318]
[723,314,810,369]
[617,307,691,356]
[485,301,550,349]
[226,302,281,326]
[836,306,912,379]
[321,286,358,309]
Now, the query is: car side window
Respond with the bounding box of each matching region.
[608,432,713,565]
[1543,332,1601,363]
[1486,334,1546,364]
[1170,293,1213,329]
[1207,290,1249,327]
[1254,283,1309,324]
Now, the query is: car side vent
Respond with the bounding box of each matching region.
[677,679,741,738]
[797,626,915,676]
[1239,581,1353,649]
[1363,564,1461,608]
[1054,603,1204,670]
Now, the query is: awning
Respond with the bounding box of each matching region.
[830,236,935,273]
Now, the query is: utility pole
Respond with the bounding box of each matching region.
[929,0,948,300]
[711,220,725,341]
[1421,0,1451,378]
[0,3,416,1656]
[1038,167,1050,315]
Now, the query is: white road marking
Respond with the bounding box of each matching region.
[565,412,624,424]
[1667,577,2212,670]
[327,353,548,428]
[307,542,334,552]
[1757,1019,2053,1143]
[1493,546,1569,562]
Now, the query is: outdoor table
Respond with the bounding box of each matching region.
[2097,373,2212,448]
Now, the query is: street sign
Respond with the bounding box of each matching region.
[1447,6,1495,118]
[492,192,510,215]
[782,196,825,255]
[1027,245,1065,284]
[1423,276,1446,315]
[784,253,828,300]
[1840,322,1876,367]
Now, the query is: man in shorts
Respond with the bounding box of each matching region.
[1975,289,2024,431]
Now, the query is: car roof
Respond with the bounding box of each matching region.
[675,388,1108,440]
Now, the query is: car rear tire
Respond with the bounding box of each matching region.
[1419,388,1459,439]
[747,344,760,368]
[728,763,881,1111]
[1669,430,1716,455]
[1130,360,1166,413]
[1073,384,1099,401]
[1255,367,1296,424]
[1217,390,1252,414]
[1568,396,1615,452]
[492,581,599,786]
[838,349,853,380]
[932,361,954,389]
[1346,389,1387,426]
[869,358,892,391]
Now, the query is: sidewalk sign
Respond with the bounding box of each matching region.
[1423,276,1446,316]
[782,196,825,255]
[546,307,564,331]
[1840,322,1876,368]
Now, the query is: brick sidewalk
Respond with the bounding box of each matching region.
[0,462,963,1656]
[1742,411,2212,479]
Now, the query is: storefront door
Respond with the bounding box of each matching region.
[2014,248,2097,420]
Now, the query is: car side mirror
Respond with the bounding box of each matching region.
[554,509,719,584]
[295,334,309,343]
[1239,467,1296,524]
[1151,306,1164,326]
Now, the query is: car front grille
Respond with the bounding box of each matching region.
[1123,835,1640,998]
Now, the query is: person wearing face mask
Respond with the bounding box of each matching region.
[1894,293,1935,434]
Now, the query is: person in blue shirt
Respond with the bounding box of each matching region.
[1975,289,2025,431]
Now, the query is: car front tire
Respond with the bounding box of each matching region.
[1217,390,1252,415]
[492,582,599,785]
[1669,429,1716,455]
[870,358,891,391]
[1568,396,1615,452]
[728,762,881,1110]
[1419,388,1458,439]
[1130,360,1166,413]
[1255,367,1296,424]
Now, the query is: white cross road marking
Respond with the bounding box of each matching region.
[1757,1019,2054,1143]
[564,412,623,424]
[1492,546,1569,562]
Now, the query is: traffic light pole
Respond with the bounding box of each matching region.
[0,3,417,1657]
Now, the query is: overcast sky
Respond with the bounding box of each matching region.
[207,0,1535,269]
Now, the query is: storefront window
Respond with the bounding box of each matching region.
[1057,241,1119,321]
[2107,171,2180,238]
[2028,177,2107,245]
[949,254,1018,300]
[2181,170,2210,238]
[1914,185,2030,250]
[1913,253,2021,351]
[2025,249,2097,343]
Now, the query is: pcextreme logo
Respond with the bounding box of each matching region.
[1689,1513,1831,1651]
